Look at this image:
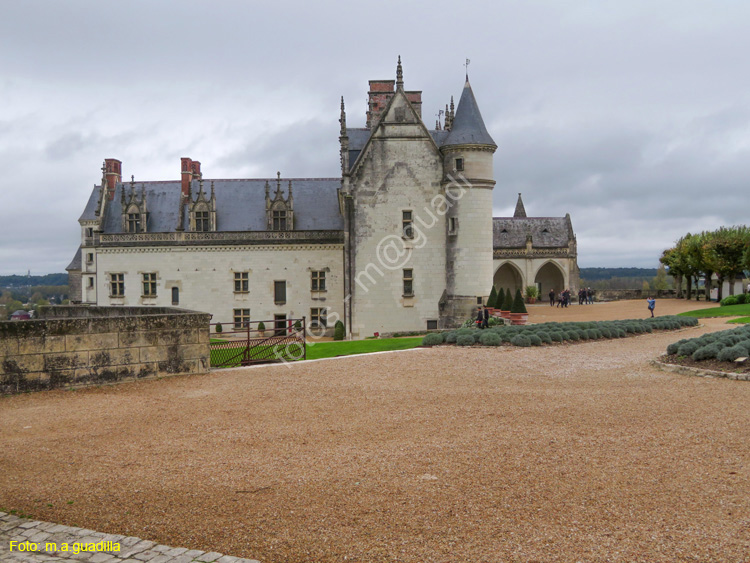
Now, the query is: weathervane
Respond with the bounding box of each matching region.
[464,58,471,80]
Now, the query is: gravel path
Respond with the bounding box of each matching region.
[2,300,749,562]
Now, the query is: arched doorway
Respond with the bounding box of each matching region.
[534,261,565,297]
[493,262,524,298]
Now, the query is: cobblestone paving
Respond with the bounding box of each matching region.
[0,513,259,563]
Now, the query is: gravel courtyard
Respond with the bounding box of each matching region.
[2,300,749,562]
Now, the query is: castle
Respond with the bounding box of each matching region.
[67,58,579,337]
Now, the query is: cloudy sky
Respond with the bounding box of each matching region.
[2,0,749,275]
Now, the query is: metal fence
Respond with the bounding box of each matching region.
[209,317,306,367]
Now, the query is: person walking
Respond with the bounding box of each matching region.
[647,296,656,318]
[476,306,484,328]
[549,288,555,307]
[482,306,490,329]
[587,287,593,304]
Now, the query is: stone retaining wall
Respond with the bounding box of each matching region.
[0,306,211,394]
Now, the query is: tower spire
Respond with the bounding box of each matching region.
[514,193,527,218]
[396,55,403,90]
[339,96,347,136]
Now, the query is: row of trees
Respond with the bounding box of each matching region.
[660,226,750,301]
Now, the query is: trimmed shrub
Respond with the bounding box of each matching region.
[578,330,589,341]
[550,331,564,342]
[510,334,531,347]
[599,327,611,338]
[257,321,265,332]
[676,341,700,357]
[487,286,498,308]
[528,334,543,346]
[480,332,502,346]
[502,290,513,312]
[444,331,458,344]
[497,288,506,310]
[566,331,580,341]
[667,339,688,355]
[721,295,739,307]
[692,344,721,361]
[511,289,527,314]
[718,344,748,362]
[737,293,748,305]
[334,320,345,341]
[537,331,553,344]
[456,334,475,347]
[586,329,601,340]
[422,333,444,346]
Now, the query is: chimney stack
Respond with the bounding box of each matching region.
[104,158,122,200]
[181,157,195,197]
[366,80,395,129]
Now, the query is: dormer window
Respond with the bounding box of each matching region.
[266,172,294,232]
[127,213,141,233]
[195,210,210,232]
[272,209,288,231]
[188,180,216,232]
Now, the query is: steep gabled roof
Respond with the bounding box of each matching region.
[443,79,496,147]
[493,217,572,248]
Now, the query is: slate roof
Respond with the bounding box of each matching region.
[493,216,573,249]
[66,246,82,271]
[443,80,496,147]
[86,178,343,234]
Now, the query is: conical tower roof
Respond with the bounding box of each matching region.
[514,193,527,218]
[443,79,496,147]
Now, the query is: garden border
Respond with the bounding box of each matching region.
[651,358,750,381]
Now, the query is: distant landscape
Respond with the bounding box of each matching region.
[0,273,69,318]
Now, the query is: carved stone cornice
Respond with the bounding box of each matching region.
[98,230,344,247]
[493,247,571,259]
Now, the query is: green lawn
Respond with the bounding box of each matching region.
[306,337,423,360]
[728,317,750,324]
[678,303,750,318]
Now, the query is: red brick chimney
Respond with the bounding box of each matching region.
[366,80,395,129]
[104,158,122,200]
[191,161,201,178]
[181,157,194,196]
[405,90,422,119]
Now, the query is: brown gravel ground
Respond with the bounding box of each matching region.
[2,300,750,563]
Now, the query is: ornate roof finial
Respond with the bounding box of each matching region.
[276,171,282,194]
[464,58,471,82]
[131,174,135,184]
[339,96,347,136]
[396,55,403,90]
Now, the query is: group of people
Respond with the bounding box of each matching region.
[475,306,490,329]
[546,287,594,308]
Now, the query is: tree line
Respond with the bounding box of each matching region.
[660,226,750,301]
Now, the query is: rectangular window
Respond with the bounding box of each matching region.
[233,308,251,329]
[87,277,94,289]
[142,273,157,297]
[86,227,93,238]
[86,252,94,263]
[311,307,327,328]
[274,280,286,304]
[127,213,140,233]
[195,211,210,232]
[272,210,287,231]
[403,269,413,297]
[477,296,483,305]
[171,287,179,305]
[110,273,124,297]
[455,158,464,171]
[234,271,249,293]
[427,320,438,330]
[448,217,458,234]
[311,270,326,291]
[402,210,413,239]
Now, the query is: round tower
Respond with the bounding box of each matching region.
[440,78,497,327]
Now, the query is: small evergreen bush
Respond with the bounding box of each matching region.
[422,333,444,346]
[718,344,747,362]
[257,321,265,332]
[511,289,527,314]
[444,331,458,344]
[667,339,688,355]
[692,344,721,361]
[502,290,513,311]
[721,295,739,306]
[497,288,506,310]
[487,286,498,308]
[511,334,531,347]
[215,322,223,333]
[334,320,345,341]
[567,331,580,341]
[537,331,552,344]
[550,331,564,342]
[480,332,502,346]
[528,334,543,346]
[456,334,475,346]
[676,341,700,357]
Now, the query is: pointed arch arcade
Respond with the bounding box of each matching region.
[493,261,524,298]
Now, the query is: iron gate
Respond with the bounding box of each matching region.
[209,317,306,367]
